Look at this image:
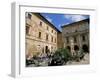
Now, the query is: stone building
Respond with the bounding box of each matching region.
[62,19,89,55]
[25,12,61,59]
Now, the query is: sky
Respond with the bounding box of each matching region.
[41,13,89,31]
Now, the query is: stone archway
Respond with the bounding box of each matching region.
[74,45,79,51]
[82,44,89,52]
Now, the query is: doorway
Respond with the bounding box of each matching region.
[45,46,48,53]
[82,44,89,52]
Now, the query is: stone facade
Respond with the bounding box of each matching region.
[25,13,61,59]
[57,32,63,49]
[62,19,89,55]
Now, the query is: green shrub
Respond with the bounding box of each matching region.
[54,48,72,62]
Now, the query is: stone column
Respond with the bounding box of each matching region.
[70,37,74,56]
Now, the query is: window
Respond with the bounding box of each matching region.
[28,13,32,19]
[47,26,49,30]
[51,36,53,42]
[82,35,86,41]
[46,34,48,41]
[66,37,69,43]
[55,38,56,43]
[51,30,53,33]
[40,21,42,26]
[38,32,41,38]
[73,36,77,43]
[26,26,30,35]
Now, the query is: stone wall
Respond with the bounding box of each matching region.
[62,19,89,55]
[25,13,59,58]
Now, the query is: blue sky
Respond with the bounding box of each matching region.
[41,13,89,31]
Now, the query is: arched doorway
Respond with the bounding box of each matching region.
[66,46,71,52]
[45,46,48,53]
[82,44,89,52]
[74,45,79,51]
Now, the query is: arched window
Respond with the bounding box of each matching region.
[82,35,86,41]
[38,32,41,39]
[46,34,49,41]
